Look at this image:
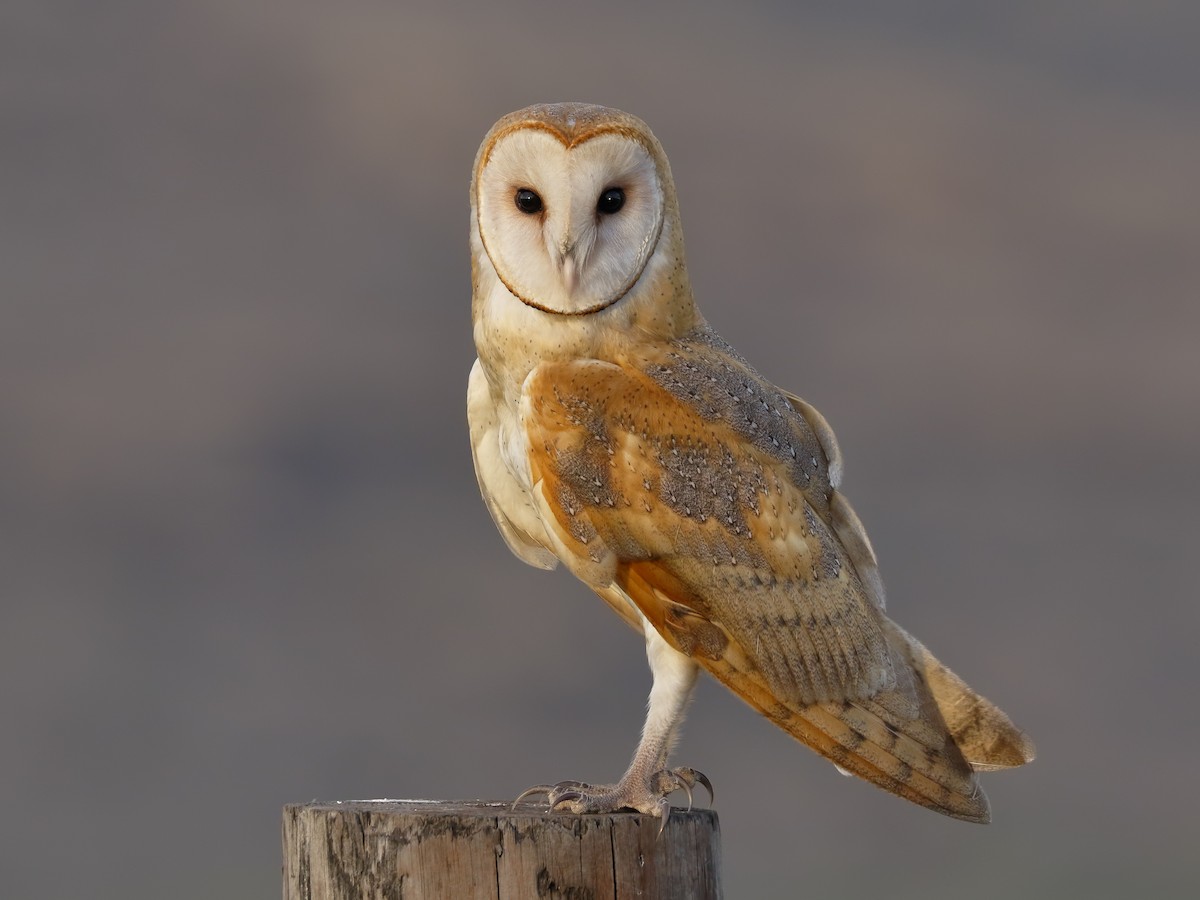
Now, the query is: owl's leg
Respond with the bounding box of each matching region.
[514,619,711,820]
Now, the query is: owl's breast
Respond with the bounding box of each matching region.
[468,358,560,570]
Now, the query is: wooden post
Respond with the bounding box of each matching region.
[283,799,722,899]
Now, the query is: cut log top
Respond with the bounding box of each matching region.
[283,799,722,900]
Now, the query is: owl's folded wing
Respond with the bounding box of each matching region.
[520,355,1008,821]
[521,356,894,703]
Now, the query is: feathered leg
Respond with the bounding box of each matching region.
[515,618,711,820]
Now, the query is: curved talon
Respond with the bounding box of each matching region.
[549,790,584,810]
[673,767,714,807]
[656,798,672,836]
[512,784,555,810]
[652,767,714,810]
[677,778,694,812]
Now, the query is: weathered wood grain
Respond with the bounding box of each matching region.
[283,800,722,899]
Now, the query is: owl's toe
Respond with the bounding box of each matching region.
[512,767,713,826]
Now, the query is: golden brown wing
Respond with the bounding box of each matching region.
[519,332,1026,821]
[522,349,892,706]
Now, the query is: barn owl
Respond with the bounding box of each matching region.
[467,102,1034,823]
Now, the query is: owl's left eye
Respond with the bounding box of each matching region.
[596,187,625,215]
[514,189,543,214]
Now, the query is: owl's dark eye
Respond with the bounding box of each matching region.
[514,189,543,214]
[596,187,625,215]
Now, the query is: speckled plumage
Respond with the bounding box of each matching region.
[468,102,1034,823]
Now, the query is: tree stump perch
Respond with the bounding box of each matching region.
[283,799,722,899]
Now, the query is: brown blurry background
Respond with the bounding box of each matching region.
[2,2,1197,897]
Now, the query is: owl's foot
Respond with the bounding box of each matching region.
[513,767,712,825]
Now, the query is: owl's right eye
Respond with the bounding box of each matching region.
[514,189,543,214]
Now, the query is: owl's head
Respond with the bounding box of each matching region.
[471,103,694,335]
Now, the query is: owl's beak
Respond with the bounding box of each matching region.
[560,253,579,295]
[556,228,594,296]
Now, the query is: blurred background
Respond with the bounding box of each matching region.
[3,1,1198,897]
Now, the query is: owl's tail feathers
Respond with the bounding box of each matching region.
[887,621,1037,772]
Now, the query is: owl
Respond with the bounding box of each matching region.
[467,102,1034,823]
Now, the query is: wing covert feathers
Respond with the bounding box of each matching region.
[523,349,893,706]
[519,331,1033,821]
[784,391,844,489]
